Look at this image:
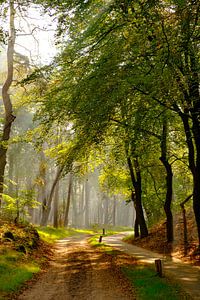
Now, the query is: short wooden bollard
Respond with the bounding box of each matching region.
[99,235,103,243]
[155,259,163,277]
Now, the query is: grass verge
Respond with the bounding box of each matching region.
[0,249,40,294]
[36,226,94,243]
[122,234,134,243]
[122,265,184,300]
[88,233,119,254]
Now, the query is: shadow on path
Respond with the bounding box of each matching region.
[104,233,200,300]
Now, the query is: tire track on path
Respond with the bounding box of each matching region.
[17,235,135,300]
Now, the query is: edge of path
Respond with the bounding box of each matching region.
[103,232,200,300]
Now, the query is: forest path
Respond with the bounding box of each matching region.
[103,233,200,299]
[17,234,135,300]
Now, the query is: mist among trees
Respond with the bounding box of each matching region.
[0,0,199,246]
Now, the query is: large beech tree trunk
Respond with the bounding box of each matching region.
[159,117,173,243]
[171,6,200,246]
[0,0,16,205]
[177,110,200,247]
[131,191,139,238]
[192,118,200,247]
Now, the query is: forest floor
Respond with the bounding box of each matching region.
[129,211,200,266]
[1,212,198,300]
[15,235,136,300]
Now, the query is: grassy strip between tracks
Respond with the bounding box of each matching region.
[36,226,94,243]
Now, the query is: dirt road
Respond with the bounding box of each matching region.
[17,235,135,300]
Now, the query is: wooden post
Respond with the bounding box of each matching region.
[99,235,103,243]
[155,259,163,277]
[103,228,105,235]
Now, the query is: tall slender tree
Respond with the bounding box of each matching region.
[0,0,16,205]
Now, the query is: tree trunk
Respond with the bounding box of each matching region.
[127,155,148,238]
[53,180,59,228]
[72,179,78,227]
[161,158,173,243]
[192,115,200,247]
[40,166,63,226]
[159,117,173,243]
[84,177,90,228]
[173,13,200,247]
[0,0,16,206]
[131,191,139,237]
[37,152,47,224]
[192,167,200,247]
[112,196,116,226]
[179,111,200,246]
[64,173,72,227]
[134,216,139,238]
[103,194,109,225]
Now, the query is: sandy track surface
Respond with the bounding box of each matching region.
[17,235,135,300]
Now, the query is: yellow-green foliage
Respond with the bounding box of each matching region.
[37,226,94,243]
[37,226,75,243]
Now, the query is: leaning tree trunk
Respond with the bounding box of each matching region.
[159,116,173,243]
[0,0,16,206]
[40,166,63,226]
